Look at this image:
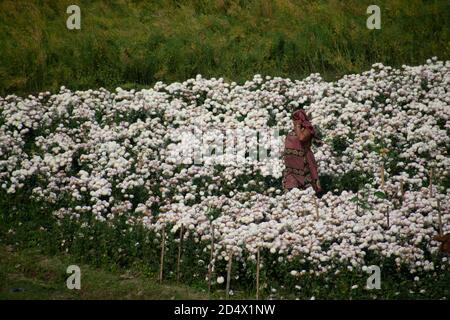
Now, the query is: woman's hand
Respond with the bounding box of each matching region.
[294,123,312,142]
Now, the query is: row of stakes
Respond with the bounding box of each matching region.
[158,221,262,299]
[157,165,444,299]
[380,164,444,235]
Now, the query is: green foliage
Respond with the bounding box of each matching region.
[331,135,349,156]
[1,0,449,96]
[374,191,387,199]
[0,245,209,300]
[319,170,373,194]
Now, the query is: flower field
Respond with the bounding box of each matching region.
[0,58,449,299]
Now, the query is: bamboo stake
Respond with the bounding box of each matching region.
[437,198,443,237]
[380,164,385,189]
[176,224,184,283]
[313,196,319,220]
[226,252,233,300]
[399,180,404,200]
[207,223,215,295]
[386,208,390,229]
[256,247,260,300]
[159,228,165,283]
[429,167,433,197]
[356,191,359,215]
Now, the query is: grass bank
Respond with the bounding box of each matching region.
[1,0,449,96]
[0,244,211,300]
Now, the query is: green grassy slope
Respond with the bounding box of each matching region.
[0,245,211,300]
[0,0,449,96]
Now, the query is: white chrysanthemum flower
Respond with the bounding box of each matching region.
[217,276,225,284]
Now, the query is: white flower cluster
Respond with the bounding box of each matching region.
[156,186,448,274]
[0,58,449,275]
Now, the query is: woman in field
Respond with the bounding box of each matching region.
[282,109,324,197]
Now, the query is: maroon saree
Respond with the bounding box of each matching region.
[283,110,320,192]
[282,126,320,192]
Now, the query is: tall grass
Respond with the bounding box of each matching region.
[0,0,449,96]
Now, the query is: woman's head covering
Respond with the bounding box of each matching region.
[292,109,315,136]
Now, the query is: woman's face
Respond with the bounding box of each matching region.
[293,121,302,138]
[293,121,302,130]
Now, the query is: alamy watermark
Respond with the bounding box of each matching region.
[165,126,283,174]
[367,5,381,30]
[365,265,381,290]
[66,265,81,290]
[66,5,81,30]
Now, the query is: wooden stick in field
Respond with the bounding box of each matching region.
[313,196,319,220]
[159,228,166,284]
[176,224,184,283]
[437,198,443,237]
[429,167,433,197]
[207,223,215,295]
[380,149,388,189]
[386,208,390,228]
[256,247,260,300]
[226,252,233,299]
[356,191,359,215]
[397,180,405,209]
